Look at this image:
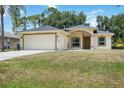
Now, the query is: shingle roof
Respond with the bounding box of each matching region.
[65,25,96,30]
[0,31,19,39]
[97,31,114,34]
[21,25,60,32]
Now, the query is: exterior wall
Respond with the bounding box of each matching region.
[0,38,2,48]
[0,37,19,49]
[20,37,23,49]
[90,32,94,50]
[93,35,112,49]
[19,29,113,50]
[20,30,69,50]
[93,36,97,49]
[10,38,20,48]
[57,31,69,50]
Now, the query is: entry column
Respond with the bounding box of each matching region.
[90,34,94,50]
[81,32,83,49]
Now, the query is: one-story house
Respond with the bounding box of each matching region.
[19,25,114,50]
[0,31,19,49]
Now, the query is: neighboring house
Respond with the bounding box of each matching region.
[19,25,114,50]
[0,31,19,49]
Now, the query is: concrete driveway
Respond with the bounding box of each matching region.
[0,50,54,61]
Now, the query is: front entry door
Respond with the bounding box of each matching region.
[83,36,91,49]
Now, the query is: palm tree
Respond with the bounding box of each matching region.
[0,5,25,51]
[0,5,5,51]
[7,5,26,32]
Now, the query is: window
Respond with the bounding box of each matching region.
[71,37,80,47]
[98,37,106,46]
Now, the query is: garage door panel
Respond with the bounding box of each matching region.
[24,34,55,49]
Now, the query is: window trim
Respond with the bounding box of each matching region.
[71,36,80,47]
[98,36,106,46]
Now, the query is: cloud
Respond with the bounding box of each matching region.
[48,5,57,8]
[0,6,9,17]
[86,9,104,27]
[20,10,26,17]
[0,6,25,18]
[0,7,9,17]
[87,9,104,15]
[86,18,97,27]
[20,10,24,15]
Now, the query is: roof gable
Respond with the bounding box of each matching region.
[0,31,19,39]
[65,25,96,31]
[97,30,114,35]
[22,25,60,32]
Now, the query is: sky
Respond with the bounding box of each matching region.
[1,5,124,33]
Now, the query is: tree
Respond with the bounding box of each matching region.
[110,14,124,42]
[18,16,27,31]
[97,15,110,31]
[26,13,44,29]
[96,14,124,43]
[17,7,87,30]
[103,16,110,31]
[0,5,25,51]
[97,15,103,30]
[7,6,25,32]
[43,7,86,29]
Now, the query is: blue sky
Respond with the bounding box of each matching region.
[2,5,124,32]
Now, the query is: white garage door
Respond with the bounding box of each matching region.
[24,34,56,50]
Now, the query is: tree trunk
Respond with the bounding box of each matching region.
[0,5,5,51]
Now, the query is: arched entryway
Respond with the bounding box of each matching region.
[69,30,92,49]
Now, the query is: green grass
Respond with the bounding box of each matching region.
[0,50,124,88]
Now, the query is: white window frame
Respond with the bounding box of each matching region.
[98,37,106,46]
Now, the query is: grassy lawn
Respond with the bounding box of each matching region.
[0,50,124,88]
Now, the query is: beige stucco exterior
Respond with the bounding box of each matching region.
[0,37,19,49]
[57,31,69,50]
[20,30,69,50]
[93,34,113,49]
[20,27,114,50]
